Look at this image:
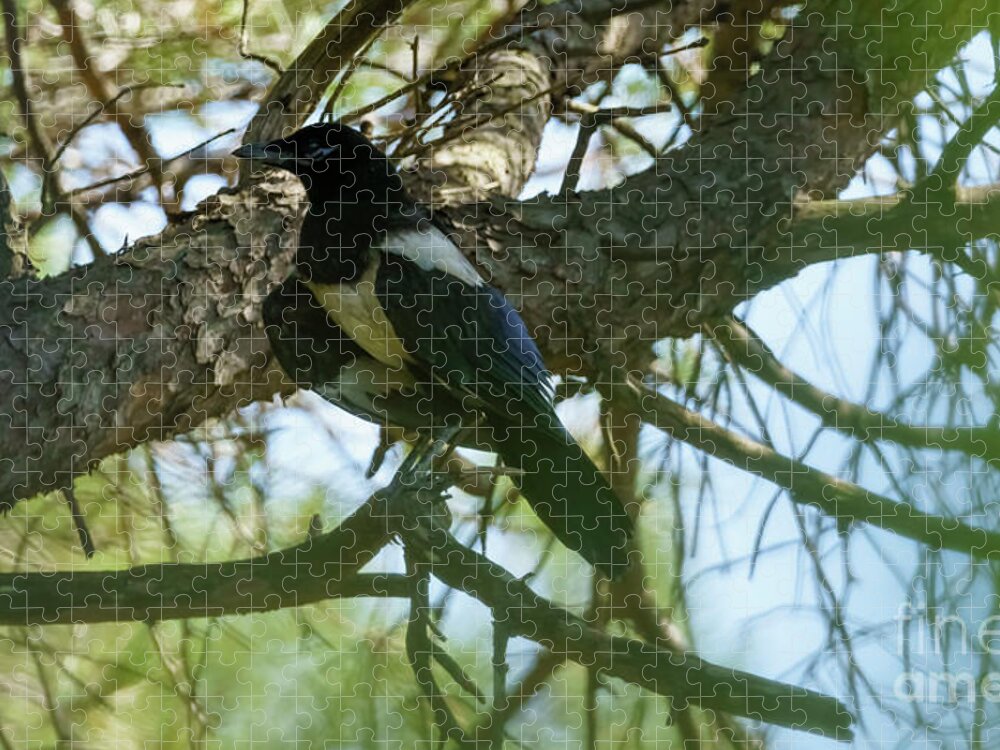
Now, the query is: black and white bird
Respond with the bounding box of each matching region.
[235,123,633,579]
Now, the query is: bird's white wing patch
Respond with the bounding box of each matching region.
[379,223,483,288]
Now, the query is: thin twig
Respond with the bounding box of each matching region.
[563,111,597,192]
[410,35,424,118]
[238,0,283,74]
[324,22,389,117]
[490,616,511,747]
[365,426,396,478]
[2,0,102,256]
[566,100,664,158]
[66,128,237,198]
[42,85,159,209]
[662,36,709,57]
[338,20,556,125]
[63,487,96,558]
[405,548,468,746]
[433,650,486,704]
[566,101,674,121]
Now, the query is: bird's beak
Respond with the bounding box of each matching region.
[232,142,275,161]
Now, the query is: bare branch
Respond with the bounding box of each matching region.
[1,0,101,257]
[65,128,237,199]
[930,83,1000,184]
[710,317,1000,458]
[786,184,1000,275]
[244,0,415,143]
[396,490,854,739]
[0,434,853,739]
[49,0,164,198]
[404,547,469,746]
[621,378,1000,558]
[0,489,410,624]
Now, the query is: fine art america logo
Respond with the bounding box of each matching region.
[895,602,1000,705]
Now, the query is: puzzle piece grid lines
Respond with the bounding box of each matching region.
[0,1,996,748]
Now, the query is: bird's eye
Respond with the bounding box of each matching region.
[300,144,335,161]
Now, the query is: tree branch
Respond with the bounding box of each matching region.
[395,488,854,739]
[711,316,1000,458]
[0,2,993,511]
[0,169,23,279]
[929,82,1000,184]
[48,0,164,199]
[620,378,1000,558]
[0,492,409,624]
[244,0,414,143]
[0,175,302,509]
[1,0,101,257]
[0,435,854,739]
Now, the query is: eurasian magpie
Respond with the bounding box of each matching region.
[235,123,633,579]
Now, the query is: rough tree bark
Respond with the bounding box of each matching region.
[0,1,992,512]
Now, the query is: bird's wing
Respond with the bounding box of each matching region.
[379,216,484,288]
[375,250,557,424]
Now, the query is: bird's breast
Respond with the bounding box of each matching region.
[305,265,412,371]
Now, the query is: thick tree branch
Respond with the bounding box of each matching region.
[0,2,992,509]
[0,175,301,508]
[0,482,407,624]
[779,184,1000,273]
[434,11,875,370]
[440,176,999,374]
[0,567,405,625]
[621,379,1000,558]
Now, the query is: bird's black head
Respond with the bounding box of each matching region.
[233,122,401,197]
[235,122,410,284]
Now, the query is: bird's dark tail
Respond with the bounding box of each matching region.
[494,420,634,580]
